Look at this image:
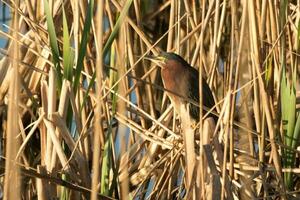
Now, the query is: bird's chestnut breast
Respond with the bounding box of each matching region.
[161,60,188,99]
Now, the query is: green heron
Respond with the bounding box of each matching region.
[148,52,216,123]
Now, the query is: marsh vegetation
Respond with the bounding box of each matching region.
[0,0,300,199]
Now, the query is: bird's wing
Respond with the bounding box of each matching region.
[187,67,215,120]
[187,67,200,120]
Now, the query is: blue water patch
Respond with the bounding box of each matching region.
[0,2,10,49]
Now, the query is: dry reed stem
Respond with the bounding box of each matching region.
[180,105,196,193]
[91,0,104,199]
[248,1,285,196]
[1,1,300,199]
[3,1,20,199]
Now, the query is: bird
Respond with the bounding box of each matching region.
[147,52,216,123]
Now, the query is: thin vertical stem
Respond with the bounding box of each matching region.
[4,0,20,199]
[91,0,104,199]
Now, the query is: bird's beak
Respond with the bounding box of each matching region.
[143,55,166,69]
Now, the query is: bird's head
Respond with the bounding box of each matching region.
[144,52,189,69]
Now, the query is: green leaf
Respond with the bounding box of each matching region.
[281,69,296,149]
[103,0,134,56]
[281,65,296,189]
[100,132,112,195]
[44,0,62,89]
[291,113,300,150]
[101,47,118,194]
[73,0,94,94]
[63,7,74,81]
[265,57,273,86]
